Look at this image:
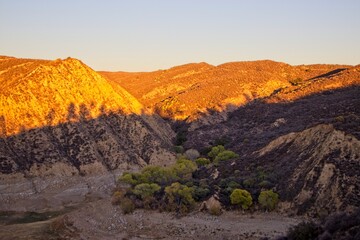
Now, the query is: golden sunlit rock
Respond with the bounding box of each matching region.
[0,57,143,136]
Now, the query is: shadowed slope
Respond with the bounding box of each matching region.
[0,56,176,177]
[186,83,360,215]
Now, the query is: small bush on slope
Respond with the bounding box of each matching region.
[258,190,279,211]
[230,189,253,210]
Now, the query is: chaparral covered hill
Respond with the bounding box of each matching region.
[100,60,350,122]
[184,65,360,215]
[103,61,360,215]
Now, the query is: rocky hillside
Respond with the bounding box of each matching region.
[1,56,358,217]
[184,67,360,215]
[0,56,176,210]
[257,124,360,215]
[100,60,349,121]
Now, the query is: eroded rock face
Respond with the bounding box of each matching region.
[256,124,360,215]
[0,113,175,176]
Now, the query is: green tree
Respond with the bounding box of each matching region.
[258,190,279,211]
[230,189,253,210]
[119,172,140,186]
[140,166,176,186]
[192,186,211,201]
[208,145,225,159]
[132,183,161,200]
[195,157,211,166]
[165,182,195,214]
[171,159,197,181]
[213,150,239,165]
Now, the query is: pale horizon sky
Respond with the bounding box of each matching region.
[1,0,359,71]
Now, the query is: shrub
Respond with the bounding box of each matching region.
[227,181,241,190]
[165,182,195,214]
[184,149,200,160]
[335,116,345,123]
[111,190,125,205]
[192,186,211,201]
[174,145,184,154]
[120,197,136,214]
[195,158,211,166]
[132,183,161,200]
[256,167,267,181]
[287,221,320,240]
[243,178,256,188]
[208,145,225,159]
[171,159,197,181]
[140,166,177,186]
[214,150,239,165]
[230,189,253,210]
[208,204,222,216]
[258,180,272,189]
[119,173,139,186]
[258,190,279,211]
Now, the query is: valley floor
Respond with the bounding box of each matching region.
[0,198,302,240]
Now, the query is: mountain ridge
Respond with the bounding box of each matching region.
[100,59,352,121]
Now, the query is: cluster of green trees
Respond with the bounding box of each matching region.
[207,145,239,166]
[230,189,279,211]
[113,158,200,215]
[112,145,279,215]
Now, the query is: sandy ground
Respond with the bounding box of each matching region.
[66,199,301,240]
[0,198,302,240]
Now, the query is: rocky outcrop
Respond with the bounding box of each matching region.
[185,82,359,216]
[256,124,360,215]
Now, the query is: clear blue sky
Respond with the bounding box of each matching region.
[1,0,359,71]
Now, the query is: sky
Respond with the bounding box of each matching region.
[0,0,359,71]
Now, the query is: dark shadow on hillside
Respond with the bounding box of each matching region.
[0,104,175,175]
[0,85,359,180]
[309,68,347,80]
[185,85,360,215]
[185,85,360,155]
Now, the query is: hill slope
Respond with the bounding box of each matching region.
[0,56,175,210]
[100,60,350,121]
[185,66,360,215]
[0,56,143,136]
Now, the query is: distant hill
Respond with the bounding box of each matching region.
[100,60,350,121]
